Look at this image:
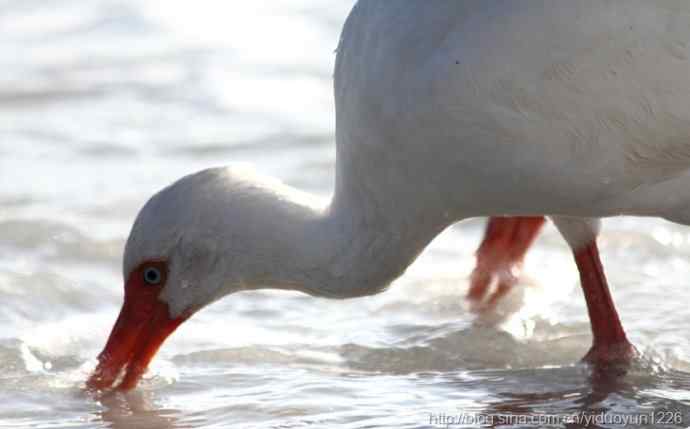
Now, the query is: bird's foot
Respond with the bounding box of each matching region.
[467,217,545,312]
[467,266,519,312]
[582,340,638,371]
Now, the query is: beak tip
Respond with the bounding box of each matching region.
[87,297,187,392]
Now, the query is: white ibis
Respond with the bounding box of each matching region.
[89,0,690,390]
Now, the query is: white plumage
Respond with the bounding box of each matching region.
[129,0,690,313]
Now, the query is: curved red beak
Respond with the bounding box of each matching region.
[87,262,189,391]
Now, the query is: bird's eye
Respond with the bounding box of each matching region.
[143,267,163,285]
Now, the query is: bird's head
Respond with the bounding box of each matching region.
[86,166,322,390]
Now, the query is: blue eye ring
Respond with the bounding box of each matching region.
[143,266,163,285]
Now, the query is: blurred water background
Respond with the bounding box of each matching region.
[1,1,690,428]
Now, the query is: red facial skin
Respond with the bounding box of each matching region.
[86,260,190,391]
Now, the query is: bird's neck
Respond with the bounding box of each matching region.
[249,180,446,299]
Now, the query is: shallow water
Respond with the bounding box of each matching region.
[1,1,690,428]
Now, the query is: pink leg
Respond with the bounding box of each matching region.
[467,216,546,307]
[574,241,636,365]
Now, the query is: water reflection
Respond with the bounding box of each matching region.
[474,364,690,429]
[90,389,183,429]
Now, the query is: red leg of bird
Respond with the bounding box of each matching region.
[574,241,635,366]
[467,216,546,307]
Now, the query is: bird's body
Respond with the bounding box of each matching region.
[336,0,690,220]
[89,1,690,390]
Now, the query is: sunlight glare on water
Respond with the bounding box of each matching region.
[1,1,690,428]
